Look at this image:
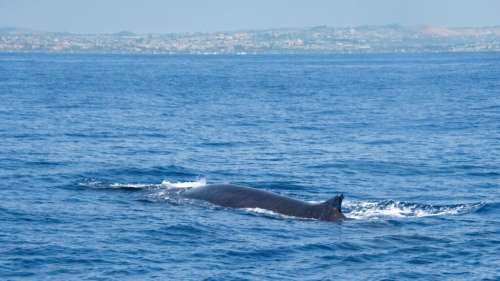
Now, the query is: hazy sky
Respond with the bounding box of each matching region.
[1,0,499,33]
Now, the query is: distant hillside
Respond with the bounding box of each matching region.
[1,25,499,54]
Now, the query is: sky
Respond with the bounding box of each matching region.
[1,0,499,34]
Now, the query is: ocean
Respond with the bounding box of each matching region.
[1,52,499,280]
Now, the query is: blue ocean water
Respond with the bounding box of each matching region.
[1,52,499,280]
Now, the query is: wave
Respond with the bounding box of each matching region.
[343,200,484,220]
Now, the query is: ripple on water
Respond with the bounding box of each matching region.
[1,53,499,280]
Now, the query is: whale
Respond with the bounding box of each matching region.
[182,184,346,221]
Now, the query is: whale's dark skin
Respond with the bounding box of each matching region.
[182,184,346,221]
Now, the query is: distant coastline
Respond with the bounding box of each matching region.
[1,25,500,54]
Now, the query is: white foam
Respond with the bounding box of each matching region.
[344,200,481,220]
[244,207,279,216]
[161,178,207,189]
[110,183,155,189]
[102,178,207,190]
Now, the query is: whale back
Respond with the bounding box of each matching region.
[183,184,345,221]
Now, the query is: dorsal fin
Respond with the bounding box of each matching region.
[322,194,344,211]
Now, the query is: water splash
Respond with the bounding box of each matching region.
[161,178,207,189]
[148,179,208,202]
[344,200,484,220]
[244,201,483,221]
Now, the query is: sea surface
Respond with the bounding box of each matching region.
[1,52,499,280]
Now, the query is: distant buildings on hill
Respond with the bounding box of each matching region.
[1,25,499,54]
